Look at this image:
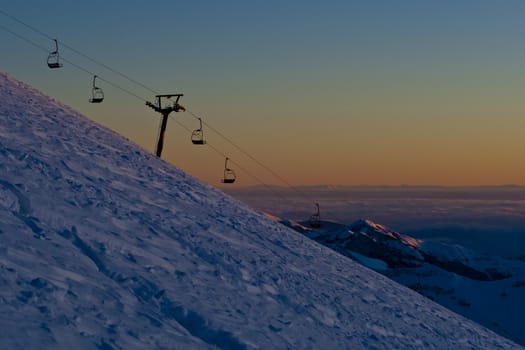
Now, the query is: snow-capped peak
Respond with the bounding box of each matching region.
[280,215,525,346]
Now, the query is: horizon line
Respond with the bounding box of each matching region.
[224,184,525,190]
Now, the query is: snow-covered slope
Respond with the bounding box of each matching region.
[281,217,525,346]
[0,71,521,349]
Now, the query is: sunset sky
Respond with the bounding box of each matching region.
[2,1,525,187]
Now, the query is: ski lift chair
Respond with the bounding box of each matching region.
[222,157,236,184]
[47,39,63,69]
[89,75,104,103]
[309,203,321,228]
[191,118,206,145]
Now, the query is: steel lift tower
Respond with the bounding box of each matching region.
[146,94,185,158]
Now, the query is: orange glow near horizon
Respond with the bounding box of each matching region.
[3,2,525,187]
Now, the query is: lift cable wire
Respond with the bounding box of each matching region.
[0,23,148,103]
[0,20,291,198]
[61,59,148,103]
[59,42,159,96]
[0,14,322,218]
[171,116,293,204]
[0,23,49,53]
[0,8,160,96]
[0,8,316,201]
[185,109,317,203]
[172,117,271,187]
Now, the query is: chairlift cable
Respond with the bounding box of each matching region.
[0,23,50,54]
[58,57,148,102]
[0,9,55,41]
[1,16,321,218]
[0,23,277,189]
[0,8,160,96]
[0,24,148,103]
[0,9,317,202]
[185,109,316,203]
[58,41,160,96]
[171,118,291,202]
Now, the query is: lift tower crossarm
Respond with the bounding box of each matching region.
[146,93,185,158]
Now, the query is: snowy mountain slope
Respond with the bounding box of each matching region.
[280,217,525,346]
[0,71,522,349]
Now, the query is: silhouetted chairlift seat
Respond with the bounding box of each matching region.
[47,39,63,69]
[89,75,104,103]
[191,118,206,144]
[309,215,321,228]
[221,157,236,184]
[191,131,205,144]
[222,171,236,183]
[90,88,104,103]
[309,203,321,228]
[47,52,62,69]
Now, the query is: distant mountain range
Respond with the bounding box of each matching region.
[278,217,525,346]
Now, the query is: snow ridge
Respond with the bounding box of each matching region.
[0,71,522,349]
[283,217,525,346]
